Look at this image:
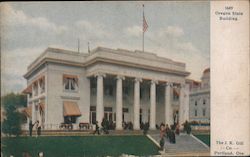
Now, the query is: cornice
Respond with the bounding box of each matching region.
[24,47,191,79]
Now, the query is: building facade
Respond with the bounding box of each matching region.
[188,68,210,123]
[22,47,190,130]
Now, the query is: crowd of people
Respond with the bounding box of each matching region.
[159,120,192,150]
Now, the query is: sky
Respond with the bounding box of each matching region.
[1,1,210,95]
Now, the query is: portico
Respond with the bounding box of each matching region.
[89,72,188,130]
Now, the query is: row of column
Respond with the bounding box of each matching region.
[95,73,185,130]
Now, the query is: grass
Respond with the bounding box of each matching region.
[193,134,210,147]
[1,135,159,157]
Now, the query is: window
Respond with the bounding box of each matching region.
[195,109,197,117]
[140,88,143,99]
[173,89,179,101]
[203,108,206,116]
[105,85,113,96]
[39,77,45,94]
[203,99,206,105]
[122,108,129,113]
[104,107,112,112]
[91,88,96,96]
[140,109,142,124]
[63,75,78,92]
[64,116,77,124]
[33,82,38,96]
[123,86,129,96]
[90,106,96,124]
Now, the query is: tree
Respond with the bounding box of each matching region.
[1,93,27,136]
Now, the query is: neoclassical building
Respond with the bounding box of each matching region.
[22,47,190,130]
[188,68,210,123]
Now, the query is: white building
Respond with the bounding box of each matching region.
[22,47,190,130]
[188,68,210,123]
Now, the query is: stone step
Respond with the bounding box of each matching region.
[148,133,209,154]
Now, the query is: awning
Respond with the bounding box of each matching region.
[22,85,32,94]
[23,106,32,118]
[63,74,78,80]
[63,101,81,117]
[39,103,45,111]
[173,88,180,96]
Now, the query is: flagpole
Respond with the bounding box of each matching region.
[78,38,80,53]
[142,4,144,52]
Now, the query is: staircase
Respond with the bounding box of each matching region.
[149,132,209,155]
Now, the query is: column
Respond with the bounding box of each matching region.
[184,84,190,123]
[96,73,105,125]
[31,101,36,123]
[44,73,48,129]
[133,78,142,130]
[116,75,125,130]
[179,83,185,125]
[165,82,172,126]
[150,80,158,130]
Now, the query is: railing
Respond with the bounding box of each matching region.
[42,123,94,130]
[191,125,210,131]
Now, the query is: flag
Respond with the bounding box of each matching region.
[143,13,148,33]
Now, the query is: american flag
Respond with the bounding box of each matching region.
[143,7,148,33]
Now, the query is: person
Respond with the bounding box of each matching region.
[183,120,191,134]
[37,121,41,136]
[101,118,109,134]
[165,124,170,139]
[169,125,176,144]
[160,137,165,150]
[143,123,149,135]
[29,120,34,137]
[35,120,41,137]
[175,123,180,135]
[94,121,100,135]
[160,123,166,139]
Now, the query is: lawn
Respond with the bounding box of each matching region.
[1,135,159,157]
[193,134,210,147]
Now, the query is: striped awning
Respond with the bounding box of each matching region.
[23,106,32,118]
[63,101,81,117]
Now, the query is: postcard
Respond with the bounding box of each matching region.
[1,1,249,157]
